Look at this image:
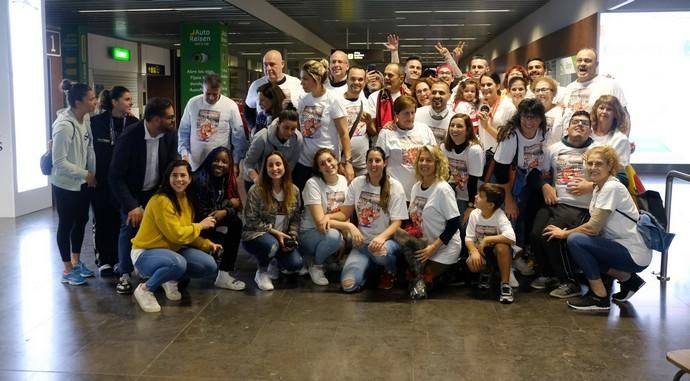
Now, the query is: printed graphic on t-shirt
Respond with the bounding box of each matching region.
[475,224,499,243]
[523,143,543,169]
[356,191,382,227]
[448,157,469,194]
[345,104,367,137]
[430,127,446,145]
[197,110,220,141]
[400,136,421,169]
[568,87,592,112]
[555,152,585,186]
[301,105,324,139]
[409,195,428,233]
[326,191,345,213]
[274,199,288,231]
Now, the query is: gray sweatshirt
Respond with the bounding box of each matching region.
[242,119,303,182]
[49,109,96,191]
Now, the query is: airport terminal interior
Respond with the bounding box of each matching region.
[1,0,690,379]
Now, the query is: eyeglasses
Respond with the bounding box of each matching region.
[570,119,591,127]
[534,87,552,93]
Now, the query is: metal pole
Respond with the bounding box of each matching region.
[658,170,690,281]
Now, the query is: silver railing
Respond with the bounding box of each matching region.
[655,170,690,282]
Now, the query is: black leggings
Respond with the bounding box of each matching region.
[53,184,91,262]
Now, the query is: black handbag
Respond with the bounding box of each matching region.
[40,121,75,175]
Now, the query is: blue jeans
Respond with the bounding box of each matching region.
[341,240,399,292]
[134,247,218,290]
[242,232,303,272]
[299,228,343,265]
[118,209,137,275]
[566,233,647,281]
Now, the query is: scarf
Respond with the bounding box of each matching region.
[375,87,408,132]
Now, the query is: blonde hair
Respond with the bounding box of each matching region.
[584,145,621,176]
[415,145,450,182]
[302,59,329,84]
[530,76,558,95]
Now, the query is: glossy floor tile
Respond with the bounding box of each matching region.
[0,175,688,380]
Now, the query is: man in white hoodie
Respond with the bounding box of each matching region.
[178,73,245,173]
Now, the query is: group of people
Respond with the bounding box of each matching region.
[48,38,650,313]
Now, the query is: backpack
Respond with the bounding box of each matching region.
[40,121,75,176]
[616,205,675,253]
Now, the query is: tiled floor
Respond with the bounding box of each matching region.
[0,175,688,380]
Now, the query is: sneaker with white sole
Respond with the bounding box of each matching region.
[116,273,133,295]
[215,271,246,291]
[567,292,610,311]
[549,282,581,299]
[612,273,646,302]
[254,270,274,291]
[76,261,95,278]
[267,259,280,280]
[478,271,491,289]
[61,268,87,286]
[134,283,161,312]
[499,283,514,304]
[509,269,520,288]
[161,281,181,301]
[308,265,329,286]
[512,256,535,276]
[530,276,559,290]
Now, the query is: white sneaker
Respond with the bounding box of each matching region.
[513,256,535,276]
[161,281,182,301]
[509,269,520,288]
[298,264,309,276]
[215,271,246,291]
[254,270,274,291]
[308,265,329,286]
[267,259,280,280]
[134,283,161,312]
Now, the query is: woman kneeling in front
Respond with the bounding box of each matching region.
[543,146,651,311]
[131,160,221,312]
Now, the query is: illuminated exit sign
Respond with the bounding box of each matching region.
[109,47,131,61]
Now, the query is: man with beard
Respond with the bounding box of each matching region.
[414,80,453,144]
[367,63,408,135]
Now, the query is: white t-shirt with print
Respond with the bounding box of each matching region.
[408,181,462,264]
[297,91,348,166]
[345,176,408,243]
[300,175,348,231]
[441,143,484,201]
[338,94,369,172]
[561,75,627,124]
[494,129,547,172]
[591,177,652,266]
[273,190,288,232]
[453,101,479,133]
[245,75,304,110]
[544,141,592,209]
[591,130,631,166]
[414,105,454,145]
[375,123,436,201]
[545,105,566,147]
[479,96,516,153]
[325,78,348,96]
[465,208,516,245]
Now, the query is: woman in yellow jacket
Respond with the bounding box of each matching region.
[130,160,221,312]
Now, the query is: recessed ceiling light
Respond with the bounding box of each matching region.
[78,7,223,13]
[397,24,464,27]
[229,42,293,45]
[608,0,635,10]
[395,9,511,14]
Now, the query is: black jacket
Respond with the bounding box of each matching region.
[109,120,178,212]
[91,111,139,185]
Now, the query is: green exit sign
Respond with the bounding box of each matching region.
[109,47,131,61]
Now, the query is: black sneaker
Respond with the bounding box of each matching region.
[499,283,514,304]
[477,271,491,289]
[567,293,610,311]
[116,274,133,295]
[612,274,646,302]
[409,279,427,300]
[99,264,116,277]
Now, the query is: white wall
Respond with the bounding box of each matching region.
[87,34,139,73]
[141,44,171,75]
